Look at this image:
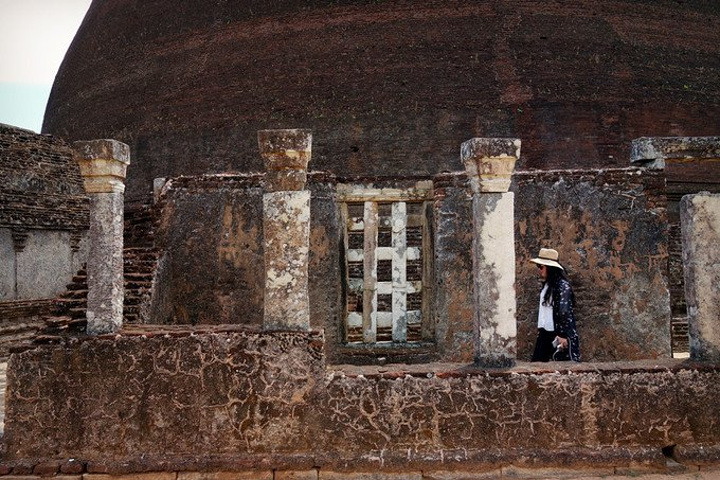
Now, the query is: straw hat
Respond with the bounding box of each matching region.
[530,248,564,270]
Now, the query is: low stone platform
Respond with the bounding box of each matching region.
[1,327,719,477]
[0,466,719,479]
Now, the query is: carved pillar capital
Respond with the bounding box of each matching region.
[258,129,312,192]
[73,139,131,194]
[461,138,520,194]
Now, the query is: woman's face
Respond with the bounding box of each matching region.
[537,263,548,280]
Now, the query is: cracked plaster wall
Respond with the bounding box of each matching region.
[4,331,720,469]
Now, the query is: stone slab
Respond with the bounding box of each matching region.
[86,474,175,480]
[422,470,503,480]
[320,472,422,480]
[502,465,615,478]
[16,230,74,299]
[630,136,720,170]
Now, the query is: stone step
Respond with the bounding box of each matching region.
[124,253,160,264]
[124,262,158,271]
[54,298,86,309]
[44,315,73,327]
[124,248,159,257]
[123,296,146,307]
[68,307,87,319]
[125,283,153,290]
[124,272,154,280]
[43,238,160,330]
[63,289,88,299]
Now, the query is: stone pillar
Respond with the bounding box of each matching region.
[258,129,312,331]
[74,140,130,335]
[680,193,720,361]
[461,137,521,368]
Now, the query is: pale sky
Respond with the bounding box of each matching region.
[0,0,92,132]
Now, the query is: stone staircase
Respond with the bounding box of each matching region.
[123,247,160,323]
[41,200,160,337]
[45,247,160,334]
[671,316,690,357]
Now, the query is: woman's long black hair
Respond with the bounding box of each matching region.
[542,265,575,307]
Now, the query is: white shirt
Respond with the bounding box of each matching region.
[537,284,554,331]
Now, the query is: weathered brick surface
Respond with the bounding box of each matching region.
[31,462,59,476]
[275,470,319,480]
[320,473,422,480]
[85,474,175,480]
[4,329,326,461]
[3,331,719,471]
[59,459,84,475]
[43,2,720,201]
[431,173,474,363]
[150,174,266,326]
[0,300,54,355]
[514,168,671,361]
[0,125,88,231]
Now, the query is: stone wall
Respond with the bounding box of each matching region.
[150,167,669,363]
[514,167,670,361]
[150,174,269,326]
[0,124,89,302]
[151,173,471,364]
[3,330,719,474]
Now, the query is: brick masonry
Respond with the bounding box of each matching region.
[0,124,88,231]
[42,2,720,201]
[0,125,90,344]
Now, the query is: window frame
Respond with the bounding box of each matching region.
[337,182,434,349]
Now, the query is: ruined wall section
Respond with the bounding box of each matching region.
[151,173,343,332]
[0,125,88,232]
[430,173,474,363]
[4,331,719,473]
[150,174,266,326]
[514,167,670,362]
[0,124,90,354]
[152,167,669,363]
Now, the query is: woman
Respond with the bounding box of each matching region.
[530,248,581,362]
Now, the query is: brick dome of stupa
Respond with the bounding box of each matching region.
[43,1,720,199]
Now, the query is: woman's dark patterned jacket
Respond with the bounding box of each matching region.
[552,278,581,362]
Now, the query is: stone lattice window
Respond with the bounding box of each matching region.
[338,184,432,344]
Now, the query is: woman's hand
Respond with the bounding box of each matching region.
[555,336,568,350]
